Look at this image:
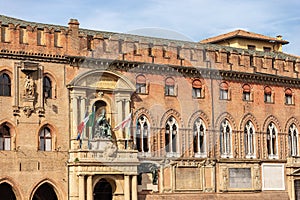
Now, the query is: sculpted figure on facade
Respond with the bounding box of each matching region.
[94,110,112,139]
[24,75,35,97]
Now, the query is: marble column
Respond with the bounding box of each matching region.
[159,165,164,193]
[70,93,79,150]
[80,97,87,138]
[124,175,130,200]
[87,175,93,200]
[131,175,138,200]
[78,175,85,200]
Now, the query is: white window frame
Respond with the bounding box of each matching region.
[135,115,151,157]
[193,118,206,158]
[289,124,298,157]
[165,116,179,157]
[244,121,256,158]
[267,123,278,159]
[220,120,233,158]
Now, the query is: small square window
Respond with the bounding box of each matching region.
[264,47,271,52]
[264,93,272,103]
[165,85,175,96]
[285,94,292,105]
[243,91,251,101]
[136,83,146,94]
[220,89,228,100]
[248,45,256,51]
[192,88,202,98]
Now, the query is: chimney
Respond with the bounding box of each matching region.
[276,35,282,40]
[68,19,79,30]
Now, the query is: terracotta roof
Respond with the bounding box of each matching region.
[200,29,289,45]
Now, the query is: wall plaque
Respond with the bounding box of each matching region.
[229,168,252,189]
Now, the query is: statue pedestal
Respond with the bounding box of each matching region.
[89,138,113,151]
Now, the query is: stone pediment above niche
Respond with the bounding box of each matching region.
[70,70,135,92]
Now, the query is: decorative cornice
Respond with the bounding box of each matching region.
[2,51,300,88]
[0,49,68,63]
[66,56,300,88]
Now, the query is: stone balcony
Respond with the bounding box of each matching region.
[69,139,139,165]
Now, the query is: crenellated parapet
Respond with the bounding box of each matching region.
[1,15,300,78]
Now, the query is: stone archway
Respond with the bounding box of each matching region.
[0,182,16,200]
[93,179,113,200]
[32,183,58,200]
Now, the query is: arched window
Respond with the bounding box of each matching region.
[288,124,298,156]
[193,118,206,157]
[219,82,229,100]
[242,84,251,101]
[39,127,52,151]
[267,123,278,159]
[43,76,52,98]
[136,75,147,94]
[165,77,175,96]
[264,86,272,103]
[0,124,11,150]
[285,88,293,105]
[165,116,178,156]
[244,121,255,158]
[192,79,203,99]
[136,115,150,153]
[220,119,232,158]
[0,73,11,96]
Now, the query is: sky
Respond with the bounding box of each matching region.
[1,0,300,55]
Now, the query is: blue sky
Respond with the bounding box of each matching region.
[1,0,300,55]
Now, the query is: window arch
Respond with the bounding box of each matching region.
[0,124,11,150]
[165,77,175,96]
[192,79,203,99]
[43,76,52,99]
[285,88,293,105]
[39,127,52,151]
[135,115,150,153]
[288,123,298,157]
[193,118,206,157]
[136,74,147,94]
[220,119,232,158]
[219,82,229,100]
[165,116,178,156]
[242,84,251,101]
[0,73,11,96]
[264,86,273,103]
[267,122,278,159]
[244,120,255,158]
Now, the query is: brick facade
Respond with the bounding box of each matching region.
[0,15,299,199]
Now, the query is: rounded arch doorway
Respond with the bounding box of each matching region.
[94,179,113,200]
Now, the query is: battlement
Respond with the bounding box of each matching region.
[1,15,299,78]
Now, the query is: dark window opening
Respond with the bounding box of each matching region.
[43,76,52,99]
[0,73,11,96]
